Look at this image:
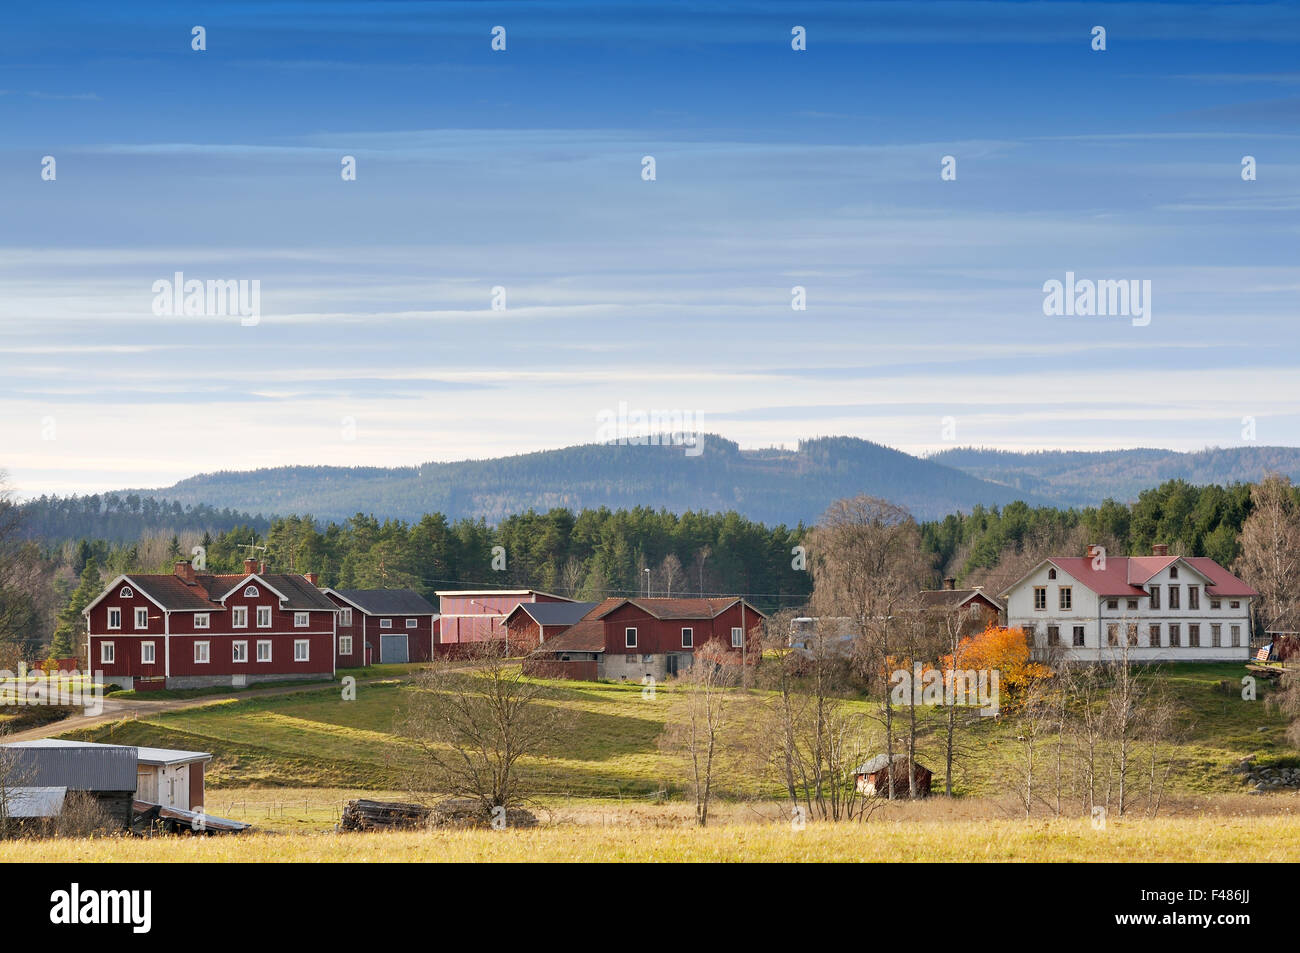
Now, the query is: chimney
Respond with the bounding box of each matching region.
[243,557,259,575]
[1086,543,1099,559]
[305,572,319,587]
[943,577,956,591]
[1152,543,1168,557]
[174,560,196,584]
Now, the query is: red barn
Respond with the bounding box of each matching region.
[504,601,598,651]
[435,589,574,655]
[524,597,766,682]
[83,559,339,690]
[322,589,439,664]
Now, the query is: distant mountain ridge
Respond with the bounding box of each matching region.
[927,445,1300,507]
[91,438,1300,529]
[128,436,1052,525]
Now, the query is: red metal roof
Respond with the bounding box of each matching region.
[1041,556,1257,599]
[1183,557,1260,597]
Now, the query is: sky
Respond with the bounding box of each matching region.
[2,0,1299,497]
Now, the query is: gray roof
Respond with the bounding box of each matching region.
[512,601,598,627]
[5,786,67,818]
[2,743,137,792]
[333,589,438,616]
[855,753,913,775]
[5,739,209,767]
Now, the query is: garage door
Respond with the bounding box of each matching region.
[380,634,409,663]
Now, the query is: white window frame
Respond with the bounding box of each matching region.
[257,606,272,628]
[406,618,417,629]
[380,618,393,629]
[731,626,743,648]
[1059,587,1072,611]
[1033,587,1047,610]
[244,585,259,598]
[294,639,310,662]
[134,607,149,630]
[119,586,134,599]
[107,607,122,630]
[681,627,693,648]
[232,606,248,628]
[194,641,210,664]
[339,635,353,656]
[294,611,310,628]
[257,640,272,662]
[141,641,155,664]
[625,627,637,648]
[194,612,210,629]
[340,608,352,626]
[100,641,115,664]
[232,640,248,663]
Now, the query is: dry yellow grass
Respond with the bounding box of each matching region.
[5,811,1300,862]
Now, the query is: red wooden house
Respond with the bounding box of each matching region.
[322,588,438,664]
[83,559,339,690]
[524,597,766,682]
[435,589,574,654]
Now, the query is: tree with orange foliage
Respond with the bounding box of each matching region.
[942,623,1052,703]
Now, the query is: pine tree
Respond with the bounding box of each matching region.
[51,559,102,659]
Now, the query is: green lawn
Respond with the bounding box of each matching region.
[60,663,1294,799]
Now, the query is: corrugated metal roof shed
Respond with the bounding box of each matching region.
[1,743,137,791]
[335,588,438,615]
[6,739,209,767]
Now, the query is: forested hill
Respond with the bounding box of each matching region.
[124,436,1048,526]
[19,494,270,543]
[928,445,1300,508]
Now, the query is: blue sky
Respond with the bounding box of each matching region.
[2,0,1299,496]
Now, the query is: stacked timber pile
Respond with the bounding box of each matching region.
[340,797,538,831]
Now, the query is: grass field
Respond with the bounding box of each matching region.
[5,812,1299,862]
[60,662,1294,801]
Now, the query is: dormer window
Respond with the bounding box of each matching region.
[119,586,134,599]
[244,585,260,598]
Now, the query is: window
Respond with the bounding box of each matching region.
[1127,599,1138,611]
[340,608,352,626]
[1148,624,1161,647]
[1188,586,1200,610]
[194,641,210,663]
[681,627,693,648]
[244,585,259,598]
[257,606,272,628]
[340,635,353,655]
[1188,624,1200,648]
[1107,623,1119,647]
[1127,623,1139,647]
[1048,568,1057,580]
[1169,566,1178,579]
[294,612,309,628]
[257,640,272,662]
[1168,586,1180,610]
[194,613,210,629]
[119,586,133,599]
[141,641,155,664]
[1148,585,1160,610]
[232,606,248,627]
[1047,625,1060,647]
[1210,600,1221,610]
[1072,625,1085,647]
[1022,624,1036,643]
[1033,587,1047,610]
[100,641,115,664]
[406,618,418,629]
[1059,588,1072,611]
[1169,623,1181,647]
[380,618,393,629]
[1231,624,1242,647]
[107,607,122,630]
[1211,624,1221,648]
[1107,599,1119,611]
[1230,600,1241,609]
[233,640,248,663]
[294,640,309,662]
[731,627,743,648]
[135,607,149,629]
[625,627,637,648]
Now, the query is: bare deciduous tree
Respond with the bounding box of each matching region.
[1236,473,1300,635]
[662,640,739,827]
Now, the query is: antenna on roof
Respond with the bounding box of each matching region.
[239,539,269,572]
